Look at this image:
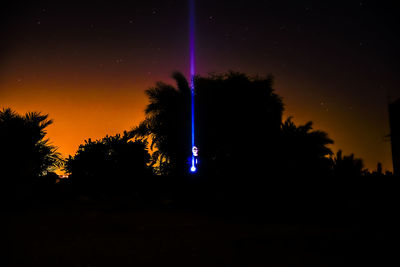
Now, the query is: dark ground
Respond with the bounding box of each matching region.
[4,179,398,267]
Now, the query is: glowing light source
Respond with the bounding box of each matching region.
[189,0,198,173]
[190,165,197,173]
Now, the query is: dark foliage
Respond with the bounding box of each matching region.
[132,72,192,176]
[64,132,152,195]
[280,117,333,177]
[0,108,63,179]
[132,72,334,179]
[332,150,364,177]
[195,72,284,178]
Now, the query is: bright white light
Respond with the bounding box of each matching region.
[190,165,197,172]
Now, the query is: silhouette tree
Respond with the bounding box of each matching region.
[0,108,63,181]
[376,162,383,175]
[132,71,346,181]
[195,72,284,178]
[332,150,364,177]
[280,117,333,177]
[131,72,191,175]
[64,132,151,194]
[132,71,285,177]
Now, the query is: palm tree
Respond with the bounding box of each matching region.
[24,111,63,176]
[0,108,63,180]
[280,117,334,176]
[131,72,191,175]
[131,71,284,176]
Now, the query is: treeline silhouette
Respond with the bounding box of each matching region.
[0,108,63,205]
[131,71,386,178]
[1,72,395,221]
[64,133,152,196]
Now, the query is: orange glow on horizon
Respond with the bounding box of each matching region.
[0,61,393,174]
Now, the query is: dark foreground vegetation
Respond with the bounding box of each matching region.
[2,72,397,266]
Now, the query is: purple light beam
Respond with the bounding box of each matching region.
[189,0,197,173]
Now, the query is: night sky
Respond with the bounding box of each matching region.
[1,0,399,173]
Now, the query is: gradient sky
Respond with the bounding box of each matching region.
[1,0,399,173]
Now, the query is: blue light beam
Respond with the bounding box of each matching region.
[189,0,197,173]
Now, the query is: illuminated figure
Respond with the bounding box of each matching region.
[189,0,198,173]
[192,146,198,157]
[190,146,199,173]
